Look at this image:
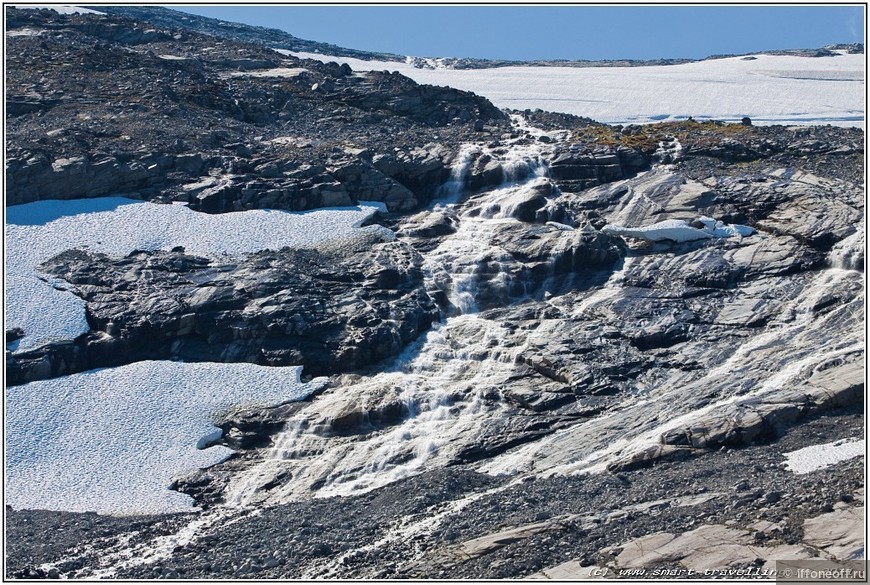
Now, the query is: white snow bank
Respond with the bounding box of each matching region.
[696,215,756,238]
[226,67,307,78]
[602,217,754,243]
[783,438,865,475]
[6,361,326,514]
[286,50,864,128]
[5,275,87,353]
[13,5,103,15]
[5,198,386,352]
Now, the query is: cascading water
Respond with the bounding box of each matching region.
[205,114,864,514]
[75,112,864,578]
[422,133,556,316]
[222,117,569,506]
[434,144,479,205]
[223,314,527,505]
[828,225,864,271]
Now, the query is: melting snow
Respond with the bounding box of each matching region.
[285,50,864,128]
[602,217,754,243]
[5,198,385,352]
[6,361,326,514]
[225,67,307,78]
[783,438,865,475]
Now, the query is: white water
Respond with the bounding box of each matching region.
[424,133,552,315]
[213,116,864,507]
[81,507,250,578]
[66,116,864,577]
[300,483,510,578]
[223,312,527,505]
[223,121,562,505]
[435,144,479,205]
[828,225,865,271]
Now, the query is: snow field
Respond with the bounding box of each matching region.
[13,5,104,15]
[286,50,864,128]
[5,197,388,513]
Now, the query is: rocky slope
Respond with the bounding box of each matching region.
[6,6,508,209]
[5,5,865,581]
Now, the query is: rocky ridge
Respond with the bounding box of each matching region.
[4,5,865,582]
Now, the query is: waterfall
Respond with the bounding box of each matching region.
[499,143,548,184]
[828,227,864,272]
[223,419,309,506]
[219,116,573,506]
[421,119,563,316]
[435,144,479,205]
[221,314,528,506]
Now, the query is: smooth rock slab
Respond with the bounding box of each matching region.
[6,361,325,515]
[613,524,820,572]
[802,507,865,560]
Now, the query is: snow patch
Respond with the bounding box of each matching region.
[5,198,387,352]
[602,217,754,243]
[6,28,43,37]
[5,274,88,352]
[226,67,307,78]
[6,361,326,514]
[783,438,865,475]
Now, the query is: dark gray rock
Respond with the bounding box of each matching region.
[8,239,441,385]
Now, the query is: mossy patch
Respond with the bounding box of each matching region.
[572,119,756,154]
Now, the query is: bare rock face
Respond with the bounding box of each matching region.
[7,239,440,385]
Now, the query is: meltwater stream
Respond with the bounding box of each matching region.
[225,129,560,505]
[78,119,864,578]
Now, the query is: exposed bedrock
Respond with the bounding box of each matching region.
[169,162,863,509]
[4,6,866,581]
[547,146,649,190]
[6,239,440,385]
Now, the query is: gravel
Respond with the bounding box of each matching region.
[6,403,862,579]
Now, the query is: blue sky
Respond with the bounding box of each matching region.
[175,5,865,61]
